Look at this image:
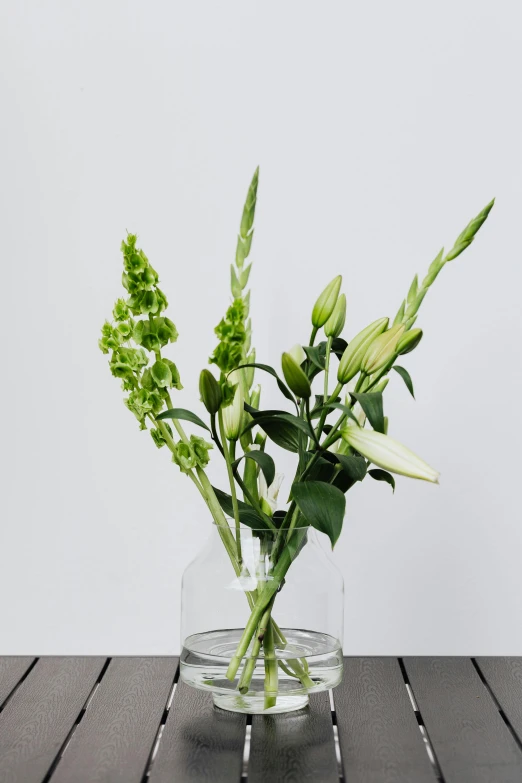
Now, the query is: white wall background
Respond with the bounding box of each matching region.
[1,0,521,654]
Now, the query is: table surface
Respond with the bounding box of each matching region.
[1,657,522,782]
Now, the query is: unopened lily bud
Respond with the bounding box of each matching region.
[361,324,405,375]
[312,275,342,328]
[199,369,222,414]
[222,372,244,440]
[288,343,306,366]
[337,317,389,384]
[281,352,311,398]
[324,294,347,338]
[396,328,423,356]
[341,426,439,483]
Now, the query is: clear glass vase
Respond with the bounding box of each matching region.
[180,522,344,714]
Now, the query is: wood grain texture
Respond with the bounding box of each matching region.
[476,658,522,744]
[248,692,338,783]
[50,657,177,783]
[0,659,35,708]
[334,658,437,783]
[148,680,246,783]
[0,657,105,783]
[404,657,522,783]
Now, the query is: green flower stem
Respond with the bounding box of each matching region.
[226,544,294,681]
[328,382,343,403]
[218,411,243,565]
[309,326,318,346]
[195,466,241,572]
[315,337,333,440]
[263,618,278,709]
[238,598,275,694]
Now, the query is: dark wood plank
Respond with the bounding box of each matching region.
[148,680,246,783]
[476,658,522,744]
[0,657,106,783]
[334,658,436,783]
[404,657,522,783]
[248,692,338,783]
[0,659,35,708]
[51,657,177,783]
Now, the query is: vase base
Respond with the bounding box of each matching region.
[212,691,309,714]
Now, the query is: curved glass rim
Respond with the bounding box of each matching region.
[212,519,310,533]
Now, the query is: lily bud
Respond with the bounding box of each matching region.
[341,426,439,483]
[312,275,342,328]
[288,343,306,366]
[397,328,423,356]
[337,317,389,384]
[324,294,347,338]
[361,324,405,375]
[199,369,222,414]
[281,352,312,398]
[222,372,245,441]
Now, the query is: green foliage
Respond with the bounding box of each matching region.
[350,392,385,433]
[236,363,297,408]
[233,450,276,488]
[291,481,346,549]
[157,408,211,432]
[212,486,270,530]
[393,366,415,398]
[368,468,395,492]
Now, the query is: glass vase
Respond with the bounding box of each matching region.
[180,522,344,714]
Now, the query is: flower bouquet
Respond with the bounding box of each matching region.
[99,168,493,713]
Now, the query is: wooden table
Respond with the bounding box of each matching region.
[1,657,522,782]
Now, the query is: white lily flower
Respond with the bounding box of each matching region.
[259,472,284,514]
[341,426,440,483]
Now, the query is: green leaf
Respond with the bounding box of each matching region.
[212,487,269,530]
[234,363,297,409]
[331,337,349,359]
[350,392,385,433]
[241,408,314,453]
[156,408,211,432]
[335,454,367,482]
[233,450,276,488]
[393,366,415,398]
[320,402,360,425]
[291,481,346,548]
[368,468,395,492]
[303,345,326,372]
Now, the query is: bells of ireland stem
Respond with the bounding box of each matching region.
[222,372,244,441]
[341,426,439,483]
[337,317,389,384]
[360,324,405,376]
[396,328,423,356]
[281,352,312,399]
[199,369,222,414]
[311,275,342,328]
[324,293,347,338]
